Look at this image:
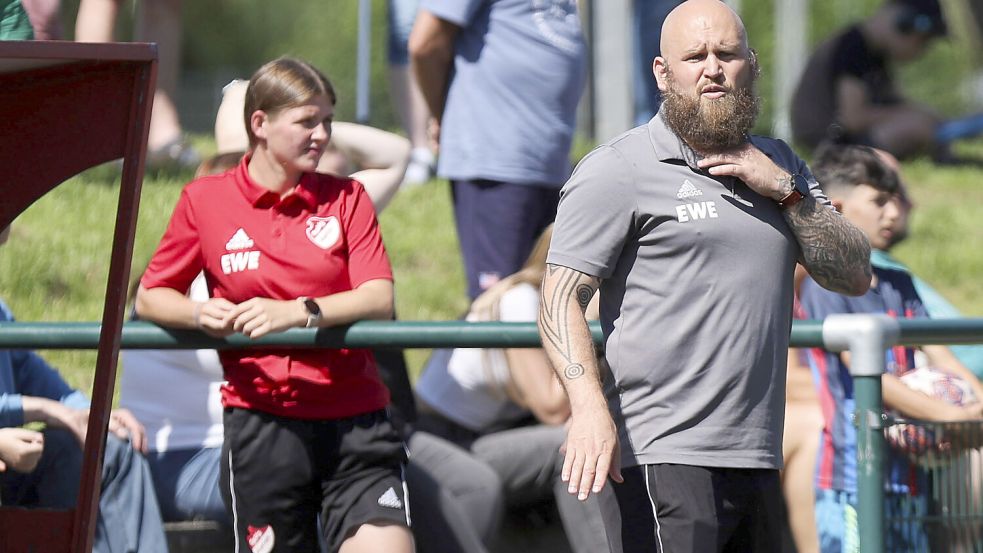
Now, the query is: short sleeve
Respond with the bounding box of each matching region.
[344,181,393,287]
[420,0,486,26]
[141,188,204,293]
[547,145,637,279]
[799,276,850,320]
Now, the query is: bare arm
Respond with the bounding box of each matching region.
[226,279,394,339]
[325,122,411,213]
[922,344,983,402]
[538,264,621,500]
[138,279,393,340]
[136,285,236,337]
[699,147,871,296]
[408,10,459,121]
[882,373,983,421]
[504,348,571,425]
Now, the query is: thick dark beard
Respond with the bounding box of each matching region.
[660,68,760,153]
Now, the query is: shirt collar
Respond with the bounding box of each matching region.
[647,108,703,170]
[234,153,318,209]
[646,109,778,170]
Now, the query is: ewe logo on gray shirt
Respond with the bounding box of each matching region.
[675,181,718,222]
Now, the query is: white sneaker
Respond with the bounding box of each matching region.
[403,147,435,187]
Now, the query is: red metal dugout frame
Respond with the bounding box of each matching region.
[0,41,156,553]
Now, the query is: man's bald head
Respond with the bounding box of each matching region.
[660,0,749,61]
[654,0,759,152]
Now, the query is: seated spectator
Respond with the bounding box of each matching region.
[790,0,983,161]
[121,76,502,553]
[799,144,983,552]
[415,225,614,553]
[870,149,983,379]
[0,226,166,553]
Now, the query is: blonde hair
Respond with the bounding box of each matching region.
[244,57,336,148]
[469,224,553,321]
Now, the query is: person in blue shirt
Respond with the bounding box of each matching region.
[0,225,168,553]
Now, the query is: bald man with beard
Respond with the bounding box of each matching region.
[537,1,873,551]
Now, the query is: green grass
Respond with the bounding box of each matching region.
[2,144,983,396]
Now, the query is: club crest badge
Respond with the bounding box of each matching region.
[305,216,340,250]
[247,524,274,553]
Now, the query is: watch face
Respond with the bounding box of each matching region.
[303,299,321,316]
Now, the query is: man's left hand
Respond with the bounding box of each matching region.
[697,144,792,201]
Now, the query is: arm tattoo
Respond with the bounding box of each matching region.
[564,363,586,380]
[782,196,871,294]
[538,265,599,367]
[576,284,593,308]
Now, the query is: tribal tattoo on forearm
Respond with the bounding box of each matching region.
[783,195,872,295]
[539,265,599,381]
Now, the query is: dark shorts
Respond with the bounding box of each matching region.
[220,408,410,553]
[608,464,785,553]
[450,178,559,299]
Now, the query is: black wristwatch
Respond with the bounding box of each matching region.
[298,297,322,328]
[777,173,806,210]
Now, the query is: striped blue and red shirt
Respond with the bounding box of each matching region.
[799,267,926,494]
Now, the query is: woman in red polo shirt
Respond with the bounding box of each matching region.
[135,57,414,553]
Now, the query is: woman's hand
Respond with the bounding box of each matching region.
[225,298,306,339]
[195,298,238,337]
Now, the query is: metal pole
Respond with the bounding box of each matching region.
[356,0,372,123]
[823,313,901,553]
[773,0,808,140]
[592,0,633,140]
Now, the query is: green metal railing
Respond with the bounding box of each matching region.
[0,319,830,349]
[3,316,983,552]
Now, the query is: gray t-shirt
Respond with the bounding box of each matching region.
[548,112,831,469]
[422,0,587,187]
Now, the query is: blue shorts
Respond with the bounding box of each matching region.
[450,179,559,299]
[387,0,420,65]
[815,488,928,553]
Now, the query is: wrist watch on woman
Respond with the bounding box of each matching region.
[298,297,322,328]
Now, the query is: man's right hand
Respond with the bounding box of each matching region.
[0,427,44,473]
[561,403,622,501]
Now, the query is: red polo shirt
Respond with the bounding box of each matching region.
[141,156,392,419]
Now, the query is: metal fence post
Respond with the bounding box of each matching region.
[356,0,372,123]
[823,314,900,553]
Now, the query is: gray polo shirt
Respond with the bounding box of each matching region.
[548,112,830,470]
